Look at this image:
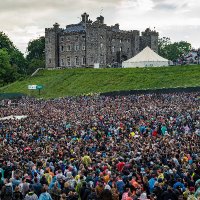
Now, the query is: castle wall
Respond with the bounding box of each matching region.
[45,24,62,68]
[45,14,159,68]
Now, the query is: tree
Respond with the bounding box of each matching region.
[0,32,15,53]
[26,36,45,74]
[0,32,27,76]
[158,37,192,62]
[0,49,17,86]
[10,49,28,75]
[158,37,171,58]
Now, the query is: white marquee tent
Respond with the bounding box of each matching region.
[122,46,169,68]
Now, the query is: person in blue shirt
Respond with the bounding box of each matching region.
[173,179,186,192]
[39,186,52,200]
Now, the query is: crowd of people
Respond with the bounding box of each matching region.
[0,92,200,200]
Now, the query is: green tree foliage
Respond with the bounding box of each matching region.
[26,36,45,74]
[0,32,27,77]
[0,49,17,86]
[158,37,192,61]
[0,32,15,52]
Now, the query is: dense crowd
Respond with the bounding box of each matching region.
[0,92,200,200]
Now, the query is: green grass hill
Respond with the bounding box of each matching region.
[0,65,200,99]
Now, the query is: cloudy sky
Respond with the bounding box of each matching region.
[1,0,200,53]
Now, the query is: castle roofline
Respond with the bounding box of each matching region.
[64,23,86,33]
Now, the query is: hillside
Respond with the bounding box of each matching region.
[0,65,200,98]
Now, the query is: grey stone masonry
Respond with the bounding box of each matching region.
[45,13,159,68]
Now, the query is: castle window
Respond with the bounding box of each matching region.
[120,39,122,43]
[49,59,51,64]
[75,44,79,51]
[120,47,122,52]
[67,57,71,66]
[60,37,64,42]
[112,46,115,53]
[61,59,64,66]
[75,56,79,65]
[61,45,64,52]
[90,57,94,63]
[127,39,130,43]
[100,55,104,64]
[82,45,85,51]
[82,56,86,65]
[67,45,71,51]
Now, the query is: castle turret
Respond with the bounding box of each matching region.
[45,23,62,68]
[96,16,104,24]
[140,28,159,52]
[81,12,89,23]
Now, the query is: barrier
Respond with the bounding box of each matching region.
[101,86,200,96]
[0,93,27,100]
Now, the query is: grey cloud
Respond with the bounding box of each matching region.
[160,25,200,48]
[0,0,199,52]
[152,0,188,11]
[153,3,178,10]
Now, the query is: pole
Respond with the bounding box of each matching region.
[85,14,87,67]
[198,49,200,65]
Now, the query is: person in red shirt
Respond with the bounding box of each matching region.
[116,160,125,172]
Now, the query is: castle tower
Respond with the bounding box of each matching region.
[140,28,159,52]
[81,12,89,23]
[45,23,62,68]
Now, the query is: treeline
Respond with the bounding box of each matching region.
[158,37,192,62]
[0,32,45,87]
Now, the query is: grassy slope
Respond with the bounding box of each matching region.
[0,65,200,98]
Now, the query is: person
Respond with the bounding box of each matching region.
[95,180,104,199]
[32,177,42,197]
[116,176,125,199]
[100,189,113,200]
[160,186,179,200]
[0,172,4,190]
[19,177,30,197]
[38,186,52,200]
[12,186,23,200]
[111,182,119,200]
[24,185,38,200]
[79,182,90,200]
[0,93,199,200]
[49,181,61,200]
[1,179,13,200]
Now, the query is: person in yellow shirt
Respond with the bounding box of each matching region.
[82,155,92,166]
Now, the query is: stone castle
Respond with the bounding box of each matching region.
[45,13,159,68]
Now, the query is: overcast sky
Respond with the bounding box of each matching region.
[1,0,200,53]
